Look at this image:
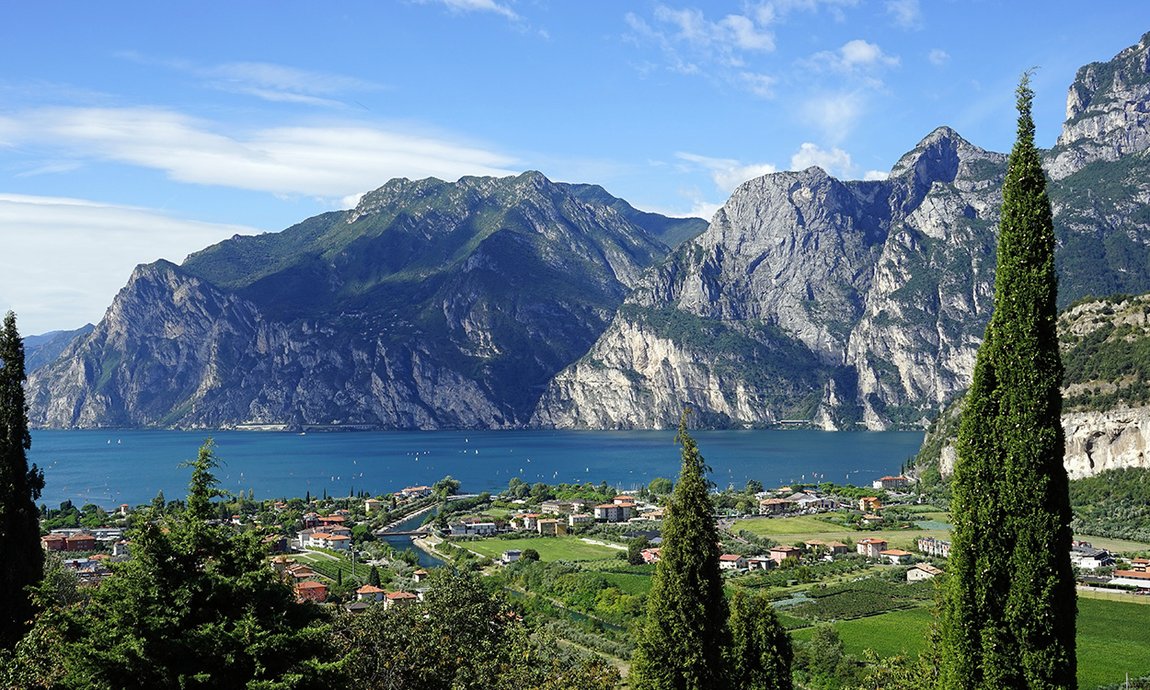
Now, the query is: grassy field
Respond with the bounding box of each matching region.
[735,515,950,551]
[1074,534,1150,554]
[462,536,623,562]
[791,597,1150,689]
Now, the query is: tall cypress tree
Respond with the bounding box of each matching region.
[0,311,45,649]
[630,411,728,689]
[941,74,1076,689]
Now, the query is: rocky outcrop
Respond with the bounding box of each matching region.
[1049,31,1150,180]
[535,30,1150,432]
[534,128,1009,430]
[27,173,704,429]
[1063,407,1150,479]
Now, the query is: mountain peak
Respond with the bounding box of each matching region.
[889,126,979,183]
[1049,31,1150,179]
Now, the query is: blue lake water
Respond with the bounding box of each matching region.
[29,429,924,509]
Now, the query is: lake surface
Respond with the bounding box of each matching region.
[29,429,924,509]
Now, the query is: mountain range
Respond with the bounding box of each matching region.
[25,32,1150,448]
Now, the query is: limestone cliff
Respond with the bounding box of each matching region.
[535,32,1150,432]
[27,173,705,429]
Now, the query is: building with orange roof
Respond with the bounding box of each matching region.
[295,580,328,603]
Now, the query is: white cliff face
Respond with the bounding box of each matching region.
[1063,407,1150,479]
[535,129,1009,430]
[537,32,1150,434]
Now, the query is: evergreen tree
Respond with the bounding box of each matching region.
[940,74,1077,689]
[368,565,381,588]
[726,590,793,690]
[0,311,44,649]
[50,439,338,688]
[630,411,728,689]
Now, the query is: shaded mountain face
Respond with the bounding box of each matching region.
[532,32,1150,431]
[26,172,705,429]
[23,325,94,374]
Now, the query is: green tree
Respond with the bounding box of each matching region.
[0,311,44,650]
[726,589,793,690]
[432,475,461,500]
[940,74,1077,689]
[48,439,338,688]
[630,411,729,689]
[337,568,617,689]
[648,476,674,496]
[367,565,381,588]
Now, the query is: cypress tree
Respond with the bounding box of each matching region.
[0,311,45,649]
[630,411,728,689]
[940,74,1076,689]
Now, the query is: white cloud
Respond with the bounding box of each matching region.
[0,194,265,334]
[675,151,778,193]
[790,142,852,177]
[740,71,777,98]
[427,0,519,20]
[810,39,900,74]
[118,54,383,107]
[863,170,889,181]
[800,91,865,143]
[0,107,520,201]
[885,0,922,29]
[929,48,950,66]
[652,6,775,59]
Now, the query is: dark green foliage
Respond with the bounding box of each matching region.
[630,412,729,689]
[1060,294,1150,410]
[0,311,44,650]
[941,76,1077,689]
[726,590,793,690]
[1068,467,1150,542]
[336,568,618,689]
[40,440,338,688]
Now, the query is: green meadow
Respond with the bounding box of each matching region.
[792,596,1150,689]
[462,536,623,562]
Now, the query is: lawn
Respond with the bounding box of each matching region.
[1074,534,1150,554]
[462,536,622,562]
[791,597,1150,689]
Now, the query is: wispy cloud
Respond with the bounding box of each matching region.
[427,0,519,21]
[118,53,383,107]
[624,5,778,91]
[800,91,865,143]
[0,194,264,334]
[790,142,852,177]
[676,151,778,193]
[806,39,900,79]
[885,0,922,29]
[929,48,950,66]
[0,107,520,202]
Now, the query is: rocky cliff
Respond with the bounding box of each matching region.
[534,32,1150,432]
[916,293,1150,480]
[27,173,705,429]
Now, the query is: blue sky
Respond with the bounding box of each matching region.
[2,1,1148,334]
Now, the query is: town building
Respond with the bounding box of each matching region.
[857,537,888,559]
[907,563,944,582]
[384,591,419,609]
[594,503,634,522]
[880,548,914,565]
[917,536,951,558]
[719,554,748,571]
[567,513,594,527]
[537,518,567,536]
[872,475,911,490]
[769,545,802,565]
